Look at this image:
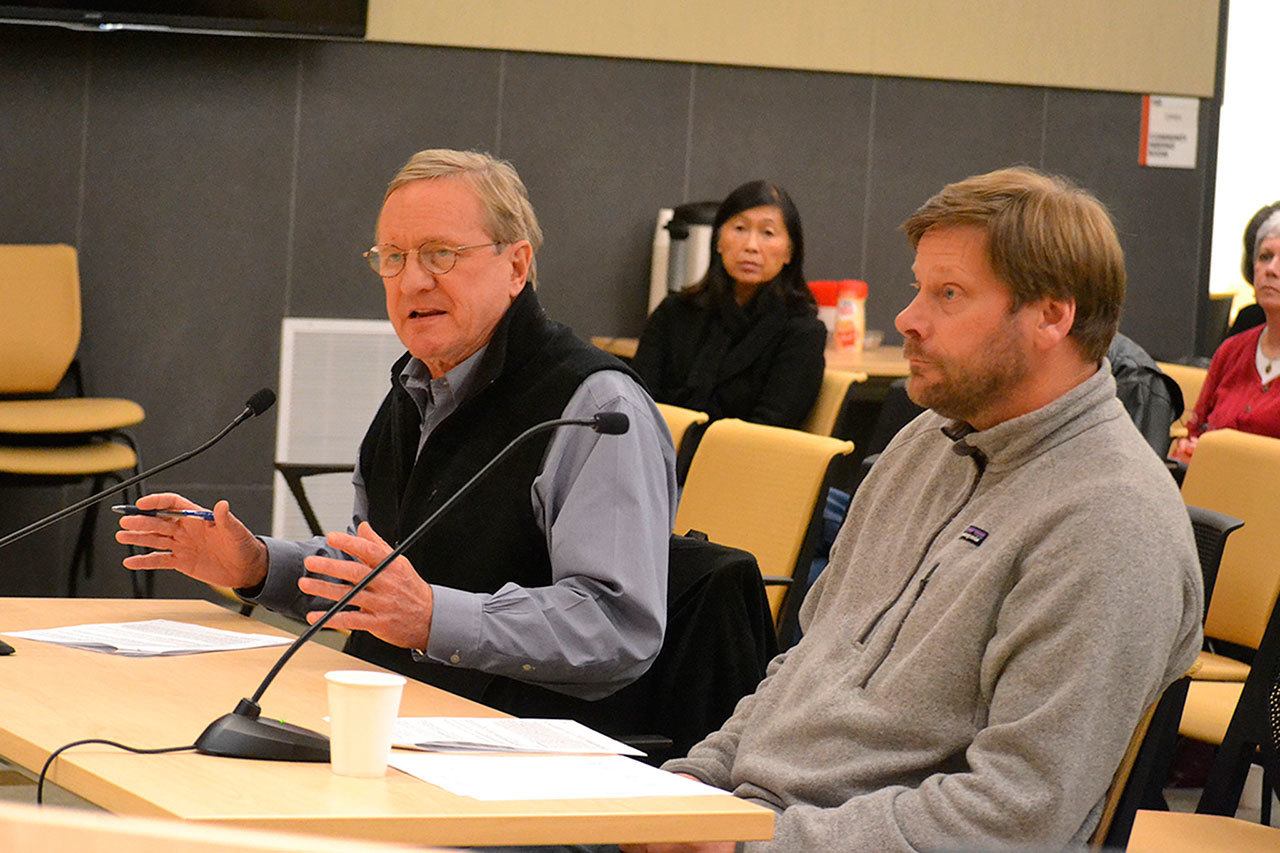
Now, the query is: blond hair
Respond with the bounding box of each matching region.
[902,167,1125,362]
[386,149,544,285]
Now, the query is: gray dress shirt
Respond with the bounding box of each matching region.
[248,346,677,700]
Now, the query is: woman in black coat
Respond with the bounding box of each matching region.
[632,181,826,428]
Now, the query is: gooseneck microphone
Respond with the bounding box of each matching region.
[194,410,631,762]
[0,389,277,550]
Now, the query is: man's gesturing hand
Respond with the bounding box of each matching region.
[117,493,267,589]
[298,522,434,651]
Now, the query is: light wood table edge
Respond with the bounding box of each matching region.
[0,800,430,852]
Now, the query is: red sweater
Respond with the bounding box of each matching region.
[1187,325,1280,440]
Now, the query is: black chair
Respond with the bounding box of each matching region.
[1195,595,1280,819]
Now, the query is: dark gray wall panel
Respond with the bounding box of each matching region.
[0,26,87,243]
[862,78,1046,342]
[0,25,1218,592]
[1042,89,1206,360]
[75,32,297,487]
[498,53,689,337]
[288,42,502,319]
[0,485,75,596]
[687,65,874,283]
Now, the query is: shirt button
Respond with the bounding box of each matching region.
[521,664,534,672]
[1245,405,1252,413]
[450,653,461,664]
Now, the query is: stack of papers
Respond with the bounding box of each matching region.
[391,717,643,756]
[0,619,292,656]
[385,717,727,801]
[388,752,726,801]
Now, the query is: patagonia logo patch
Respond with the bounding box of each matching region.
[959,525,989,546]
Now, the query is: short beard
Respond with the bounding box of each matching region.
[905,319,1030,425]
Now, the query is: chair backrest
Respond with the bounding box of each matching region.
[674,418,853,620]
[655,403,710,453]
[1181,430,1280,649]
[0,244,81,394]
[801,368,866,436]
[1156,361,1208,432]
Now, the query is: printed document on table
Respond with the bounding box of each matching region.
[1,619,292,656]
[388,752,726,800]
[392,716,644,756]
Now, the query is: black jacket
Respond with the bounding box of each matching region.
[632,283,826,428]
[1107,332,1183,457]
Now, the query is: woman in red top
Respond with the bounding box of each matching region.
[1172,204,1280,460]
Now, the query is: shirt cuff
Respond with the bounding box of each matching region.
[423,584,484,668]
[239,536,307,605]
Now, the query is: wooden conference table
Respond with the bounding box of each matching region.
[0,598,773,847]
[591,336,910,379]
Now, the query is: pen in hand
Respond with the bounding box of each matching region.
[111,505,215,522]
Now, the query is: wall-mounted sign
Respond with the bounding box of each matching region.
[1140,95,1199,169]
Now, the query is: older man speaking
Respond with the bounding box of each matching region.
[117,150,675,716]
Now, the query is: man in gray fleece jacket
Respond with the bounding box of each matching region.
[636,168,1203,852]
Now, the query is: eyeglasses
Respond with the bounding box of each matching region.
[362,241,503,277]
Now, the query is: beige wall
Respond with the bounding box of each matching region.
[367,0,1219,97]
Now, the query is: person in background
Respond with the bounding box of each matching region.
[1171,203,1280,461]
[1224,201,1279,338]
[631,181,826,428]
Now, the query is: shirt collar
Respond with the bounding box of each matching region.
[941,359,1121,472]
[397,344,489,416]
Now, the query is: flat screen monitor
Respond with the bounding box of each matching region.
[0,1,367,39]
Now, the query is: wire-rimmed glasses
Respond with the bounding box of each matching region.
[363,241,502,278]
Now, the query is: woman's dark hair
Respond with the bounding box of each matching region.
[683,180,815,311]
[1242,201,1280,284]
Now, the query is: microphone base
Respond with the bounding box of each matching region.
[196,700,329,762]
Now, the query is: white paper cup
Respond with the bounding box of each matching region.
[325,670,405,777]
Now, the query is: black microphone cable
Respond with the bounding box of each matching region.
[37,738,196,805]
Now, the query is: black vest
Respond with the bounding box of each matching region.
[345,285,636,714]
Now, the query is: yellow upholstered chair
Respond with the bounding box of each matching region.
[1176,429,1280,815]
[1156,361,1207,439]
[0,244,145,593]
[1126,810,1280,852]
[800,368,867,437]
[654,403,709,456]
[673,418,853,638]
[1181,430,1280,685]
